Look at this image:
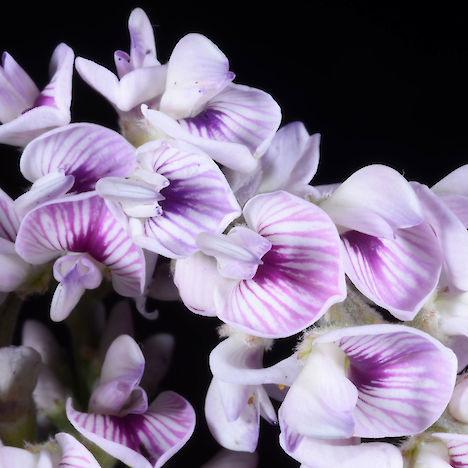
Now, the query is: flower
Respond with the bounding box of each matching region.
[318,165,443,320]
[15,193,146,321]
[67,335,195,468]
[0,43,74,146]
[96,138,241,258]
[175,190,346,338]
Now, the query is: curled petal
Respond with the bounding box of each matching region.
[90,335,146,415]
[315,324,457,438]
[341,222,442,321]
[67,391,195,468]
[15,171,75,216]
[209,334,302,386]
[197,228,271,280]
[99,334,145,388]
[279,343,358,440]
[218,191,346,338]
[205,378,259,452]
[142,105,258,173]
[174,251,230,316]
[160,33,234,119]
[50,268,87,322]
[320,165,424,238]
[75,57,166,112]
[20,123,136,192]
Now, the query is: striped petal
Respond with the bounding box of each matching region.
[67,391,195,468]
[433,433,468,467]
[141,104,258,173]
[341,222,442,321]
[20,123,136,192]
[15,193,145,297]
[179,83,281,160]
[135,139,240,258]
[279,433,403,468]
[217,191,346,338]
[55,432,100,468]
[315,324,458,438]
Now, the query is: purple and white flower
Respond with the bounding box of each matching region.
[205,327,303,452]
[279,324,457,449]
[15,193,146,321]
[96,138,241,258]
[0,43,74,146]
[318,165,443,321]
[175,190,346,338]
[76,8,281,172]
[75,8,165,117]
[67,334,195,468]
[15,123,136,216]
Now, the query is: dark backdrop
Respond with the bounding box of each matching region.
[1,2,468,466]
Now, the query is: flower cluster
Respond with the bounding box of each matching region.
[1,7,468,468]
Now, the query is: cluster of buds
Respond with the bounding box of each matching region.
[1,7,468,468]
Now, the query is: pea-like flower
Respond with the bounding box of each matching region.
[0,43,74,146]
[66,334,195,468]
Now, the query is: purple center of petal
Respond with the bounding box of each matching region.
[341,230,383,271]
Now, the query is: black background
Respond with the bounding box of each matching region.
[1,2,468,466]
